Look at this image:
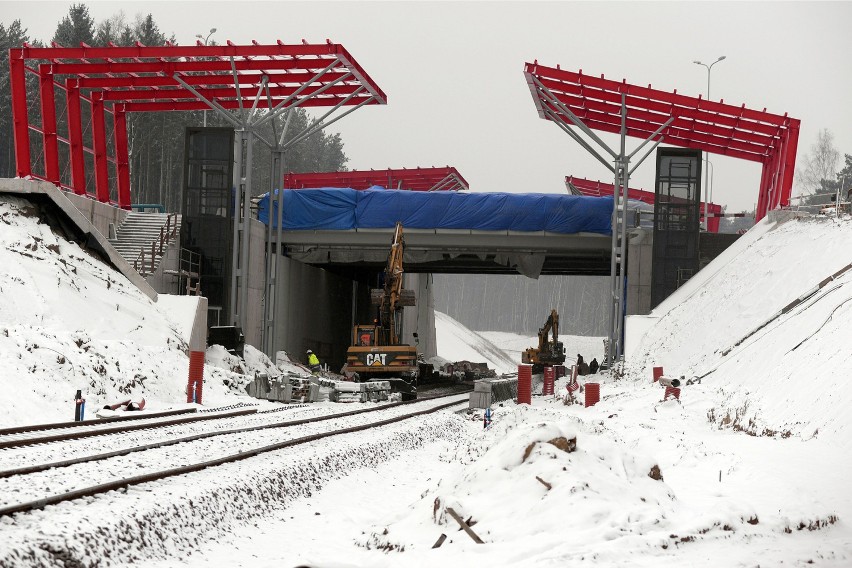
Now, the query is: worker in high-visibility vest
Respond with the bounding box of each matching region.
[306,350,321,374]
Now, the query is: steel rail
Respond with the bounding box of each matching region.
[0,408,258,450]
[0,407,197,436]
[0,398,466,518]
[0,393,466,479]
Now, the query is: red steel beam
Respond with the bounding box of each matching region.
[123,94,377,113]
[50,57,338,76]
[20,42,338,60]
[541,90,777,147]
[528,64,791,126]
[283,167,469,191]
[65,78,86,195]
[91,93,110,203]
[10,53,31,177]
[540,98,769,161]
[778,120,801,212]
[526,62,800,221]
[114,105,131,210]
[100,83,362,102]
[535,76,785,138]
[39,64,60,184]
[566,175,723,232]
[78,70,353,89]
[10,42,387,207]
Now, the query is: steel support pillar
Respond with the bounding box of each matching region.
[91,93,110,203]
[39,64,60,184]
[10,52,31,177]
[531,80,671,370]
[114,106,131,209]
[230,129,252,328]
[262,148,285,356]
[66,79,86,195]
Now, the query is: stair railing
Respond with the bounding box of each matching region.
[131,212,180,276]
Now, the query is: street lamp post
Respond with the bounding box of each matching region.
[195,28,217,127]
[693,55,725,230]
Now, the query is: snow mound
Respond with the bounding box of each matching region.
[432,408,681,554]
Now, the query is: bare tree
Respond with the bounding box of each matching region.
[796,129,839,197]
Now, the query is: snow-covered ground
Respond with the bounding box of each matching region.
[1,194,851,567]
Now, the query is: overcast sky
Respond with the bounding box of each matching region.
[5,1,852,212]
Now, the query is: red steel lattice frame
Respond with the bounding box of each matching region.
[565,175,722,233]
[283,167,469,191]
[9,41,386,209]
[525,62,800,222]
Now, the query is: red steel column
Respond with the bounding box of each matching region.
[779,121,801,209]
[113,105,132,209]
[9,50,31,177]
[187,350,205,404]
[766,147,783,214]
[91,92,110,203]
[517,364,532,405]
[39,64,60,184]
[756,157,771,222]
[66,79,86,195]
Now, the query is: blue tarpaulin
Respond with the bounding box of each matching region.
[257,188,612,235]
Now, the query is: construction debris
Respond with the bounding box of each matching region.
[245,373,320,403]
[328,380,392,403]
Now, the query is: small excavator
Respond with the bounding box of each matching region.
[521,309,566,373]
[344,222,419,399]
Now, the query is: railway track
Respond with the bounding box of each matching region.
[0,393,468,518]
[0,406,260,449]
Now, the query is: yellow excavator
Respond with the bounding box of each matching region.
[345,222,418,399]
[522,309,566,373]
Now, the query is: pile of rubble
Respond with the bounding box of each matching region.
[245,372,321,403]
[245,372,397,404]
[442,361,497,381]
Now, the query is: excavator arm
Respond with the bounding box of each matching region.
[382,222,406,345]
[537,309,559,350]
[523,309,565,371]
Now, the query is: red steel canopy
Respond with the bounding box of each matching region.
[525,62,800,222]
[565,175,722,233]
[283,167,469,191]
[10,41,386,208]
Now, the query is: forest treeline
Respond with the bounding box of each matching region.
[0,4,348,212]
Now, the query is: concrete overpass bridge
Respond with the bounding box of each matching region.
[256,187,622,371]
[280,226,613,277]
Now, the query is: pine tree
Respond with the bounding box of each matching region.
[52,3,96,46]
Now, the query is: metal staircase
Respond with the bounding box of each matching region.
[108,212,180,276]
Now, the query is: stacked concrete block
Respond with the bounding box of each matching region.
[469,377,518,409]
[329,380,391,403]
[267,379,291,403]
[245,374,271,399]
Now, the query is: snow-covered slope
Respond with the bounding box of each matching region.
[434,310,518,372]
[436,311,606,372]
[627,212,852,443]
[0,196,266,426]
